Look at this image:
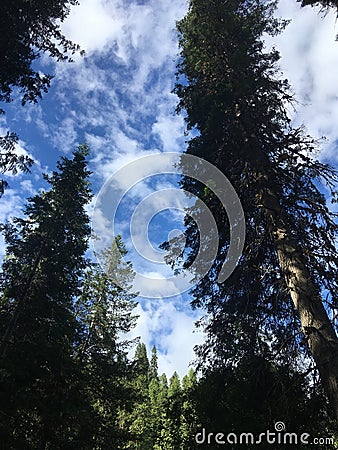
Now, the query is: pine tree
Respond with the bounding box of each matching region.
[134,342,150,379]
[77,237,138,365]
[153,373,170,450]
[0,0,84,196]
[147,348,163,449]
[156,370,200,450]
[75,238,139,449]
[0,145,92,449]
[122,350,201,450]
[172,0,338,420]
[180,369,199,450]
[193,358,336,450]
[124,343,152,449]
[149,345,159,382]
[0,0,83,108]
[165,372,182,449]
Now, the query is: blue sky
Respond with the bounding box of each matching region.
[1,0,338,377]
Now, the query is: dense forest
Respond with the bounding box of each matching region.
[0,0,338,449]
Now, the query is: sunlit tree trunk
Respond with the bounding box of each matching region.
[259,179,338,420]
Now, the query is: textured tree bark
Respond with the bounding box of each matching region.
[259,182,338,420]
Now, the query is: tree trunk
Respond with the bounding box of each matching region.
[259,178,338,420]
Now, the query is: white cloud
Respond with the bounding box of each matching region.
[61,0,126,57]
[266,0,338,161]
[45,0,188,157]
[50,116,79,153]
[152,113,185,152]
[20,179,36,196]
[126,298,204,378]
[0,189,23,221]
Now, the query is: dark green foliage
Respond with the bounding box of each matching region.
[74,239,139,449]
[0,0,83,107]
[0,145,92,449]
[122,354,335,448]
[193,360,337,449]
[0,0,83,196]
[172,0,338,419]
[134,342,150,378]
[124,343,154,449]
[122,350,337,449]
[149,345,159,381]
[0,146,139,449]
[298,0,338,11]
[165,372,183,448]
[0,132,34,197]
[181,369,200,450]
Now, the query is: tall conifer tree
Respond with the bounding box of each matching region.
[172,0,338,419]
[75,238,138,449]
[0,145,92,449]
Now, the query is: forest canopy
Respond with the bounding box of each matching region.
[0,0,337,448]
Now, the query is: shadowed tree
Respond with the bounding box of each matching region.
[75,238,139,449]
[0,145,92,449]
[170,0,338,420]
[298,0,338,10]
[0,132,34,196]
[0,0,83,108]
[0,0,83,196]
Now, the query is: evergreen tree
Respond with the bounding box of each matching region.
[125,343,152,449]
[0,0,83,108]
[134,342,150,380]
[149,345,159,381]
[180,369,200,450]
[122,348,201,450]
[75,238,139,449]
[299,0,338,10]
[0,0,83,196]
[153,373,170,450]
[193,359,336,449]
[161,372,182,449]
[158,373,169,407]
[0,145,92,449]
[157,370,200,450]
[172,0,338,420]
[147,350,163,450]
[152,371,181,450]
